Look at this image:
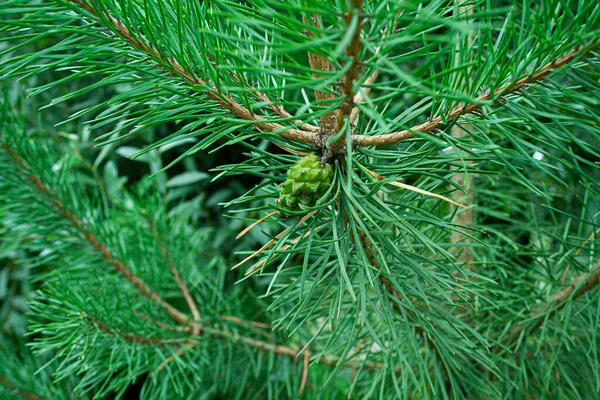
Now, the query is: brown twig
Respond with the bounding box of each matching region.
[333,0,365,141]
[1,143,191,327]
[202,325,397,373]
[67,0,315,144]
[0,377,45,400]
[151,343,197,378]
[500,260,600,351]
[205,53,319,133]
[108,306,396,373]
[90,308,322,368]
[349,69,379,124]
[298,347,310,395]
[352,40,600,146]
[146,215,201,335]
[130,313,384,373]
[349,10,402,124]
[87,313,191,346]
[221,315,273,330]
[303,13,340,137]
[87,313,197,380]
[560,227,600,284]
[351,222,450,388]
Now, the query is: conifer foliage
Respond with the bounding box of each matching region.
[1,0,599,398]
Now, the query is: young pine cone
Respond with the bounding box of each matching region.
[277,154,333,212]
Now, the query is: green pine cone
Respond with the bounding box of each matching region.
[277,154,333,212]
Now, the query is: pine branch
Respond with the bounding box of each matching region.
[349,11,401,124]
[305,0,365,144]
[303,13,338,135]
[199,324,392,372]
[349,68,378,124]
[298,347,310,395]
[352,39,600,146]
[0,377,45,400]
[0,135,389,377]
[205,53,319,133]
[333,0,365,141]
[220,315,273,330]
[86,314,191,346]
[137,313,389,373]
[66,0,315,143]
[501,260,600,351]
[151,343,196,378]
[0,143,191,327]
[145,214,201,335]
[356,229,448,379]
[338,209,446,384]
[134,311,389,373]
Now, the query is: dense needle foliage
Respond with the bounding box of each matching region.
[0,0,599,399]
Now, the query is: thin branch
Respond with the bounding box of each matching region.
[205,54,319,133]
[303,14,339,134]
[67,0,315,144]
[560,227,600,284]
[350,9,402,124]
[0,377,45,400]
[352,40,600,146]
[221,315,273,330]
[86,314,190,346]
[199,324,394,372]
[119,309,393,373]
[151,343,197,378]
[351,222,449,386]
[129,313,379,372]
[349,69,379,124]
[298,347,310,395]
[500,260,600,351]
[145,214,201,335]
[1,143,191,327]
[332,0,365,140]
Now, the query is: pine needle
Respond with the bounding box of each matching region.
[236,211,279,240]
[244,225,324,276]
[273,143,310,155]
[298,347,310,395]
[231,211,316,271]
[357,162,467,208]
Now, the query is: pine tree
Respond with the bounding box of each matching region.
[1,0,599,398]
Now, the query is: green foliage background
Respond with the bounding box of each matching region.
[0,0,599,399]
